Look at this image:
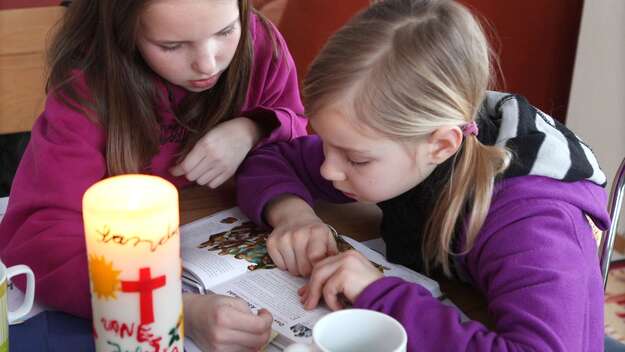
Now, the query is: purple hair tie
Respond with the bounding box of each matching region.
[461,121,479,136]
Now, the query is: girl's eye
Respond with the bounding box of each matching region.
[219,26,236,37]
[348,159,370,167]
[160,44,182,52]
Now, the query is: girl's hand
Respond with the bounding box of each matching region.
[298,250,383,311]
[170,117,262,189]
[265,195,339,277]
[183,293,273,352]
[267,213,338,277]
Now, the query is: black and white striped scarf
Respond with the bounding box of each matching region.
[478,91,606,186]
[378,91,606,273]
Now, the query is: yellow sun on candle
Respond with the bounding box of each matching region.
[88,255,121,300]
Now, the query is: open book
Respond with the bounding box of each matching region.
[180,207,441,350]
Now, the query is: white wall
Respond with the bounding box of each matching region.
[567,0,625,234]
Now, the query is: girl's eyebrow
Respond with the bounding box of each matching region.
[343,149,371,156]
[214,18,239,35]
[329,143,371,155]
[154,17,239,44]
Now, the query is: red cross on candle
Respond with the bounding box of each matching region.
[121,267,166,325]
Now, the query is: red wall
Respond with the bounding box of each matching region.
[460,0,584,122]
[281,0,583,122]
[279,0,370,86]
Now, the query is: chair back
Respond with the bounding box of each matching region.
[0,6,64,134]
[601,157,625,289]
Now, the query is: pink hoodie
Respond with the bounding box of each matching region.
[0,13,307,318]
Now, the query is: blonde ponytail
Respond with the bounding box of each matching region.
[424,136,510,275]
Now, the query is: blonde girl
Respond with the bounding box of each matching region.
[237,0,609,350]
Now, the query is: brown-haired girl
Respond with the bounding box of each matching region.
[0,0,307,350]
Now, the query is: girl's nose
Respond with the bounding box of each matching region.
[320,159,346,182]
[192,46,217,75]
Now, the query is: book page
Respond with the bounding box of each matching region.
[210,268,331,346]
[361,237,386,255]
[181,208,266,289]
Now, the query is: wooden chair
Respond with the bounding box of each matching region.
[0,6,64,134]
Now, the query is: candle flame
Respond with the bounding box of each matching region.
[126,193,142,211]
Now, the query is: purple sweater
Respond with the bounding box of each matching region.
[0,14,307,319]
[236,135,610,351]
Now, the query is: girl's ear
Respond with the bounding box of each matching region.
[426,126,463,165]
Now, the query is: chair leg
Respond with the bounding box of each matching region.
[601,157,625,289]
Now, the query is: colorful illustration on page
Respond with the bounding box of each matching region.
[199,217,389,273]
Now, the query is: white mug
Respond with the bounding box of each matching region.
[284,309,407,352]
[0,261,35,352]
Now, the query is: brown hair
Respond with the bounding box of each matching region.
[304,0,510,274]
[46,0,273,175]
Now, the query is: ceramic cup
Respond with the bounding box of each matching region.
[0,261,35,352]
[284,309,407,352]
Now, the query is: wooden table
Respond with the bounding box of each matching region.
[179,184,494,327]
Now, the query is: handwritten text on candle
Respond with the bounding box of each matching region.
[95,226,179,252]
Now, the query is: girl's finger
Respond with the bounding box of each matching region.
[184,158,213,181]
[307,228,331,265]
[278,235,299,276]
[169,164,185,177]
[171,144,204,176]
[299,285,309,304]
[257,308,274,330]
[327,231,339,256]
[293,231,313,276]
[304,256,342,309]
[322,273,346,311]
[223,306,272,336]
[196,165,222,186]
[266,233,286,270]
[207,170,229,189]
[222,297,253,315]
[206,171,230,189]
[297,285,307,296]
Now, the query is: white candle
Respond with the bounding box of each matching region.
[83,175,183,352]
